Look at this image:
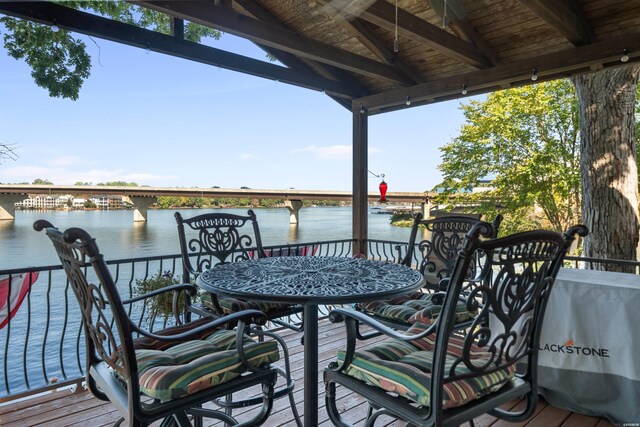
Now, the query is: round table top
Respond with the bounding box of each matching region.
[196,256,425,305]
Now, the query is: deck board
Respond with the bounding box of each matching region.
[0,319,616,427]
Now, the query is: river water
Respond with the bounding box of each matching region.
[1,206,413,270]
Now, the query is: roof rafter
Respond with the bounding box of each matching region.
[357,0,494,68]
[0,1,360,98]
[356,30,640,113]
[232,0,370,107]
[316,0,424,84]
[519,0,595,46]
[136,0,414,84]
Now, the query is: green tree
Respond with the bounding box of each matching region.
[438,79,581,233]
[97,181,139,186]
[32,178,53,185]
[0,3,220,100]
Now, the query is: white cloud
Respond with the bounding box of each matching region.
[293,145,381,160]
[49,155,83,167]
[0,166,175,185]
[240,153,257,160]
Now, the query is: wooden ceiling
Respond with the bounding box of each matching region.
[1,0,639,114]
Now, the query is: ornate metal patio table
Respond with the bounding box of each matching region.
[196,255,425,426]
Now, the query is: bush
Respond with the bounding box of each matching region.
[134,271,183,320]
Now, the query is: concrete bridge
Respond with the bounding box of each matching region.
[0,184,433,224]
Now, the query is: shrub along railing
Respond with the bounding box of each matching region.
[1,237,638,403]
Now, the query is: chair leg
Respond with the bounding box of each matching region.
[250,327,302,427]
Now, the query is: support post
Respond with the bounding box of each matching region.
[353,105,368,257]
[284,199,303,224]
[0,194,25,220]
[122,196,157,222]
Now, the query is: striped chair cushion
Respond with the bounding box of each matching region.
[356,292,476,326]
[121,329,279,401]
[202,295,294,316]
[131,318,218,351]
[336,323,516,409]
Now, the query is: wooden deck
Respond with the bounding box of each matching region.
[0,319,616,427]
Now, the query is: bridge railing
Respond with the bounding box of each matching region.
[1,237,638,403]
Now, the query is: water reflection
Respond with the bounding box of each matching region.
[287,224,299,242]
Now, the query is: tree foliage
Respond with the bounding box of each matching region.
[32,178,53,185]
[438,79,581,233]
[0,2,221,100]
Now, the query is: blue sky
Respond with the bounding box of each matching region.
[0,28,478,193]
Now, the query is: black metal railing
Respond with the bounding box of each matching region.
[1,237,638,403]
[0,239,354,401]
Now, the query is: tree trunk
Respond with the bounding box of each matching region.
[573,66,640,272]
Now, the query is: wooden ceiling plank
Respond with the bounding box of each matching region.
[448,20,499,65]
[315,0,424,84]
[232,0,370,102]
[136,0,413,84]
[0,1,359,98]
[356,30,640,112]
[519,0,595,46]
[357,0,493,68]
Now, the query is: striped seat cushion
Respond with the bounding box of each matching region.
[121,329,279,401]
[337,323,516,409]
[356,292,476,326]
[202,294,295,316]
[131,318,218,351]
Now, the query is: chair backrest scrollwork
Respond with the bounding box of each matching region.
[402,213,503,289]
[175,210,266,283]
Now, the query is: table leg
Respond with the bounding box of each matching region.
[303,303,318,426]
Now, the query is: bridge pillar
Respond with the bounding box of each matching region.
[0,194,25,220]
[284,199,303,225]
[421,199,432,219]
[122,196,157,222]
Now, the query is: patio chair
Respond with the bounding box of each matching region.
[355,213,502,329]
[325,223,588,427]
[174,210,303,425]
[34,220,280,427]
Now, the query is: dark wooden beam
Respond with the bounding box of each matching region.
[316,0,424,84]
[358,0,494,68]
[136,0,413,84]
[170,17,184,39]
[232,0,369,108]
[352,105,368,256]
[356,30,640,113]
[519,0,595,46]
[0,1,359,98]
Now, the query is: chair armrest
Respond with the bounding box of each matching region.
[128,309,268,342]
[121,283,196,305]
[329,307,438,342]
[328,307,439,374]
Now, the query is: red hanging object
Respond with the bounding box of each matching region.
[379,179,388,203]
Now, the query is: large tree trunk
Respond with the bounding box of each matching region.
[573,66,640,271]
